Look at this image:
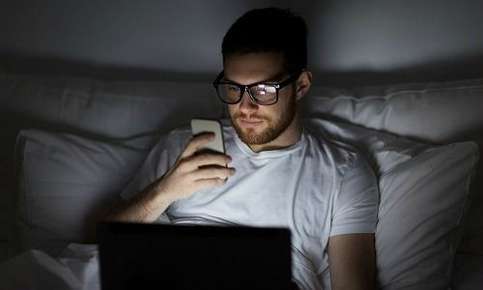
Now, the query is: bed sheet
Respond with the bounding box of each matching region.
[1,243,482,290]
[0,243,99,290]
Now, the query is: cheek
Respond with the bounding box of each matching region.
[271,96,291,117]
[280,93,296,113]
[227,105,237,117]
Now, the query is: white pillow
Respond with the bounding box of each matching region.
[377,143,478,289]
[304,79,483,258]
[305,119,479,289]
[0,74,224,260]
[305,79,483,143]
[1,74,223,139]
[15,129,150,257]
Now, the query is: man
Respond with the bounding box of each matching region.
[106,7,378,290]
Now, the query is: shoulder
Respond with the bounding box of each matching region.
[165,126,192,147]
[150,125,191,150]
[304,125,365,176]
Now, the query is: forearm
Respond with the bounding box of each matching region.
[105,133,234,223]
[105,179,174,223]
[331,268,375,290]
[328,234,376,290]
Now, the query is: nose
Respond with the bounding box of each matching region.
[238,88,259,113]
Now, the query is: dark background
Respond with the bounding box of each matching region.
[1,0,482,86]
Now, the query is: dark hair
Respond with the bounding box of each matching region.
[222,7,308,73]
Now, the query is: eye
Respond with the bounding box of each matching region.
[226,84,240,92]
[253,84,276,94]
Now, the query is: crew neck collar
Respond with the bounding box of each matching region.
[233,128,306,158]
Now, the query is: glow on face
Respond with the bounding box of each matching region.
[223,52,297,145]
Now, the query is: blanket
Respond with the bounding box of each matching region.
[0,244,99,290]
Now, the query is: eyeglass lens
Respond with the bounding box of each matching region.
[217,84,277,105]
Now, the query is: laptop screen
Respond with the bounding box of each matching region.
[97,222,293,290]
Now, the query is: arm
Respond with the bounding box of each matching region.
[104,177,177,223]
[328,233,376,290]
[104,132,235,223]
[327,150,378,289]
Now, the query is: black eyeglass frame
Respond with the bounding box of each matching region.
[212,69,303,105]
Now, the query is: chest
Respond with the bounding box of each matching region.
[169,154,335,229]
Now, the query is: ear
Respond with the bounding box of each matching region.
[295,70,312,101]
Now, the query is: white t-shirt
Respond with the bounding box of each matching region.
[121,121,379,290]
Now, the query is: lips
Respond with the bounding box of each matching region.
[238,118,264,128]
[240,118,263,124]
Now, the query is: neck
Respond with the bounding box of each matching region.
[248,112,302,153]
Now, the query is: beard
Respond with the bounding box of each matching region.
[229,95,297,145]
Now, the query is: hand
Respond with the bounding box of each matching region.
[154,132,235,203]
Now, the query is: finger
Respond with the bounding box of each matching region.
[180,132,215,158]
[191,167,236,180]
[194,178,226,189]
[181,153,232,172]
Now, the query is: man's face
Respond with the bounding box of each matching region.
[223,52,298,145]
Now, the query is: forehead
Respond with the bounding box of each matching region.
[223,52,285,85]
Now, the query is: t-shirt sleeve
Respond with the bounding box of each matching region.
[330,153,379,236]
[119,137,168,201]
[119,129,190,223]
[120,129,189,201]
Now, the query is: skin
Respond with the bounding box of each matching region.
[104,133,235,223]
[328,234,376,290]
[223,52,308,153]
[105,51,375,290]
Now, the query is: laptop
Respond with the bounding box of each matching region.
[97,222,294,290]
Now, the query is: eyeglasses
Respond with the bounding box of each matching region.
[212,70,302,105]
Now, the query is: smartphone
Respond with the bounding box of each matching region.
[190,118,225,154]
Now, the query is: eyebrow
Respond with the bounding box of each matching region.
[223,71,287,85]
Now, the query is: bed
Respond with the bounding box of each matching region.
[0,72,481,289]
